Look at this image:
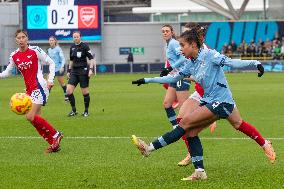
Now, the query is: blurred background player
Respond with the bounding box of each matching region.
[47,36,68,101]
[66,31,95,117]
[160,24,190,128]
[160,24,191,164]
[0,29,63,154]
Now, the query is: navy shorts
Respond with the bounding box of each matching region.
[200,101,234,119]
[68,73,89,88]
[169,80,190,91]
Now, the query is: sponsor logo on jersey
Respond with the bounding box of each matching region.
[18,61,32,70]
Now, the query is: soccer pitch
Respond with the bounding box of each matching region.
[0,73,283,189]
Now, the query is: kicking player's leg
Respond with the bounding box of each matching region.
[163,86,178,128]
[227,107,276,163]
[132,105,217,156]
[176,97,198,166]
[181,126,208,181]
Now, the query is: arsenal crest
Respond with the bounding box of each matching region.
[80,7,96,27]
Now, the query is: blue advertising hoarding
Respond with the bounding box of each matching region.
[22,0,102,42]
[181,21,284,51]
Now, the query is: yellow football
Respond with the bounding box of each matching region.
[10,93,32,115]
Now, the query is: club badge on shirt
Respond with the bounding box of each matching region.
[77,52,82,58]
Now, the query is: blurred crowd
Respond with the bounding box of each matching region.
[221,36,284,60]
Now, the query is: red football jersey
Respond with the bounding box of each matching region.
[0,46,55,95]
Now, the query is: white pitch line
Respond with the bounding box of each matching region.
[0,136,284,140]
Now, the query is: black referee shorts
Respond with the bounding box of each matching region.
[68,73,89,88]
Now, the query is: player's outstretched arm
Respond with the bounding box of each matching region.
[225,59,264,77]
[132,73,184,86]
[211,50,264,77]
[132,78,145,86]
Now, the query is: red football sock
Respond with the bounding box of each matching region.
[177,117,190,154]
[177,117,182,124]
[182,135,190,153]
[31,115,57,145]
[163,84,169,90]
[237,120,266,147]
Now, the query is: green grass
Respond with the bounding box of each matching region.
[0,73,283,189]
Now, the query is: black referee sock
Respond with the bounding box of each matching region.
[62,85,67,96]
[67,93,76,112]
[83,93,90,112]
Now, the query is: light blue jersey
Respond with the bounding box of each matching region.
[47,46,65,72]
[166,38,187,70]
[145,48,260,105]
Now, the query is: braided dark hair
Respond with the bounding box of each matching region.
[180,28,202,49]
[184,23,206,42]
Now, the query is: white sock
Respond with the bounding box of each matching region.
[262,140,269,148]
[196,168,205,172]
[53,131,59,139]
[148,143,155,151]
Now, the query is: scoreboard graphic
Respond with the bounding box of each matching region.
[22,0,101,42]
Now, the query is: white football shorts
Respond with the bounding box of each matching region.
[189,91,202,102]
[30,87,49,105]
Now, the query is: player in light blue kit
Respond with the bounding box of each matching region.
[160,25,192,165]
[160,25,190,130]
[47,36,68,101]
[131,28,276,181]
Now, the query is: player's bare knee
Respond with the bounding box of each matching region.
[231,119,242,129]
[187,129,198,137]
[163,101,171,108]
[25,113,34,122]
[82,90,89,95]
[66,90,72,96]
[180,117,191,129]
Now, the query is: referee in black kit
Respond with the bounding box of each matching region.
[66,31,96,117]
